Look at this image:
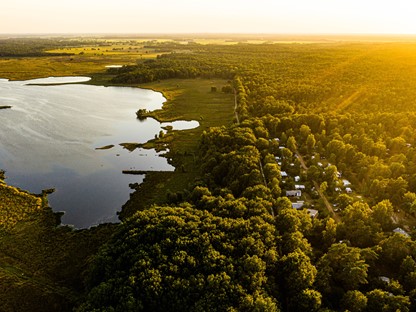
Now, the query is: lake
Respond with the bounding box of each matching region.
[0,77,198,228]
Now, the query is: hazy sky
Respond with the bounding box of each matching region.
[2,0,416,34]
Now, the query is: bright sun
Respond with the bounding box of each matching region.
[2,0,416,34]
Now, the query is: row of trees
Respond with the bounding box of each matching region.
[0,38,86,56]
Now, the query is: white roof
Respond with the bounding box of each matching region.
[292,202,304,209]
[379,276,391,283]
[307,209,319,218]
[281,171,288,177]
[286,190,301,197]
[393,227,410,237]
[342,179,351,186]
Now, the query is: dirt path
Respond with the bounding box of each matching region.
[233,88,240,124]
[296,152,340,222]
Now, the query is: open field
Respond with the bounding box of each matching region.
[120,78,235,217]
[0,39,164,80]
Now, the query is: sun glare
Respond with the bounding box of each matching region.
[1,0,416,34]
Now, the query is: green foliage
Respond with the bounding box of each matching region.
[399,256,416,291]
[289,288,322,312]
[4,38,416,311]
[321,218,337,250]
[80,206,278,311]
[316,243,369,293]
[110,52,236,84]
[0,182,114,311]
[378,233,416,268]
[340,290,367,312]
[337,202,379,247]
[89,39,416,312]
[366,289,411,312]
[0,38,78,56]
[372,200,394,231]
[0,183,43,229]
[279,250,317,295]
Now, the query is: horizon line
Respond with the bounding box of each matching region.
[1,32,416,37]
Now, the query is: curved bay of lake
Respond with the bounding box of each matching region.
[0,77,198,228]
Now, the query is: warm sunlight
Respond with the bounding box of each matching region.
[1,0,416,34]
[3,0,416,311]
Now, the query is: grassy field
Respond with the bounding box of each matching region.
[46,44,162,58]
[140,79,235,165]
[120,79,235,218]
[0,55,131,81]
[0,39,163,81]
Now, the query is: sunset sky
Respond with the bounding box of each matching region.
[1,0,416,34]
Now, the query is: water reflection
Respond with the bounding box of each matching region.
[0,77,198,228]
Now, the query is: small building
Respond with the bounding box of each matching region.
[379,276,391,284]
[307,209,319,218]
[317,162,323,167]
[294,176,300,182]
[393,227,410,237]
[345,187,353,193]
[336,171,342,178]
[292,201,304,209]
[335,187,341,192]
[286,190,302,197]
[281,171,288,178]
[342,179,351,186]
[295,184,306,190]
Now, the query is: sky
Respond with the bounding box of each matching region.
[1,0,416,34]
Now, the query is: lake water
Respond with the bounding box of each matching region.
[0,77,199,228]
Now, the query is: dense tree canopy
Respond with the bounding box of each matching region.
[80,41,416,311]
[79,207,279,312]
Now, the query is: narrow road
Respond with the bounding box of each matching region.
[259,159,274,217]
[296,152,340,222]
[233,88,240,124]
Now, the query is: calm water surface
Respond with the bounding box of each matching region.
[0,77,198,228]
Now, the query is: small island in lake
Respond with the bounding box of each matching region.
[95,144,114,150]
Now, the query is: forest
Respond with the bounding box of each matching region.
[1,38,416,311]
